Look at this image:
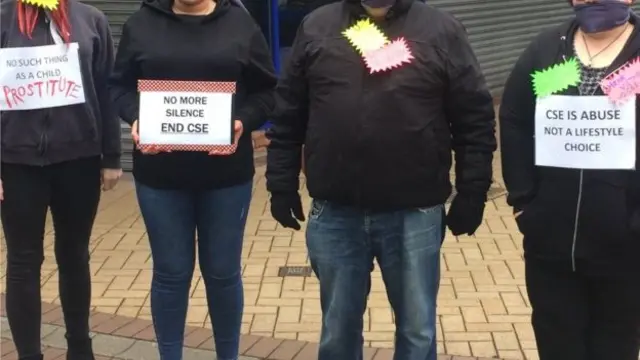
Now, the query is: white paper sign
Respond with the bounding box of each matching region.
[138,91,233,146]
[535,95,636,169]
[0,43,85,111]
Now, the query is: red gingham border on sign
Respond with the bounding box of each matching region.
[137,143,237,154]
[138,80,236,93]
[137,80,237,154]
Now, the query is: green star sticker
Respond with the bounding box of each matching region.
[531,58,581,98]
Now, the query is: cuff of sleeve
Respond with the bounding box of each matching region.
[122,106,139,126]
[455,189,488,203]
[102,154,121,169]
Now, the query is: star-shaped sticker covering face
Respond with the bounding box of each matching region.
[22,0,59,10]
[343,18,414,74]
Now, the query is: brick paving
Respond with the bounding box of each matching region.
[0,304,496,360]
[0,147,539,359]
[1,340,118,360]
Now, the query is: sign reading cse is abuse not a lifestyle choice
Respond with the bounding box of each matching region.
[138,80,236,152]
[534,95,636,170]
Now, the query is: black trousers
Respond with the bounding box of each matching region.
[1,157,101,359]
[525,256,640,360]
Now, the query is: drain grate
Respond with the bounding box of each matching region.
[278,266,313,277]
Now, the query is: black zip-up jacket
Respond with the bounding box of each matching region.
[0,0,120,168]
[109,0,276,190]
[500,16,640,274]
[266,0,496,210]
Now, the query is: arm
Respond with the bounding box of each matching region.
[266,23,309,194]
[444,22,497,200]
[108,21,139,126]
[94,12,121,169]
[236,27,278,133]
[498,39,538,212]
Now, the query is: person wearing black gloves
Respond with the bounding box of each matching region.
[109,0,276,358]
[500,0,640,359]
[266,0,496,358]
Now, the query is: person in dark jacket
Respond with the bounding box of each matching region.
[109,0,276,358]
[500,0,640,359]
[265,0,497,358]
[0,0,121,358]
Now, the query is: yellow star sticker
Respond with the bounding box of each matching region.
[343,19,388,54]
[22,0,59,10]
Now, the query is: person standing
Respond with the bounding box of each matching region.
[265,0,497,358]
[0,0,122,359]
[500,0,640,359]
[109,0,276,358]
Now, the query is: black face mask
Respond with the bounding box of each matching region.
[361,0,395,9]
[574,0,631,33]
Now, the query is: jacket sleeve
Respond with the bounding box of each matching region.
[499,38,538,212]
[265,24,309,194]
[94,12,121,169]
[109,21,139,126]
[236,26,278,132]
[444,21,497,199]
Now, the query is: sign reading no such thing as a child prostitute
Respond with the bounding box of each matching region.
[535,95,636,169]
[0,43,85,111]
[138,80,235,152]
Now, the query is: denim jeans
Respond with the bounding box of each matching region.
[136,181,252,360]
[306,200,445,360]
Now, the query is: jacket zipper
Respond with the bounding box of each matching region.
[563,42,616,272]
[570,170,583,271]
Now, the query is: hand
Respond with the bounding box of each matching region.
[252,130,270,150]
[101,168,122,191]
[446,193,486,236]
[209,120,244,155]
[131,120,170,155]
[0,179,4,201]
[270,192,305,230]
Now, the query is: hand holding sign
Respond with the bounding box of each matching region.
[209,120,243,155]
[132,120,171,155]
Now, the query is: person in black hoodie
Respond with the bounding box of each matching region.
[0,0,121,359]
[109,0,276,358]
[266,0,496,358]
[500,0,640,359]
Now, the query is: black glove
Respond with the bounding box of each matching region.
[270,192,305,230]
[446,193,486,236]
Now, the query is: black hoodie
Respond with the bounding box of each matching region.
[109,0,277,190]
[1,0,120,168]
[500,15,640,274]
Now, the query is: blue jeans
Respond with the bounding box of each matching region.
[136,181,252,360]
[306,200,445,360]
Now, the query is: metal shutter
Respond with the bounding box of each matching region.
[83,0,139,171]
[429,0,572,96]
